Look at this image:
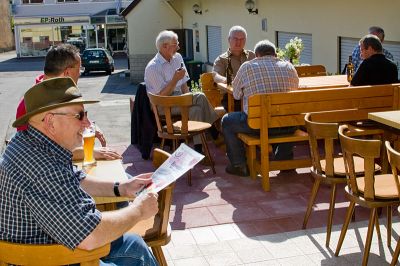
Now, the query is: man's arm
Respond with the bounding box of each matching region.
[80,172,152,197]
[72,147,122,161]
[212,55,227,84]
[78,192,158,250]
[145,61,188,96]
[232,64,246,100]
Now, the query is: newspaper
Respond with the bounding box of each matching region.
[136,143,204,196]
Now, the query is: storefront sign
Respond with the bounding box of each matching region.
[40,17,65,24]
[14,16,89,25]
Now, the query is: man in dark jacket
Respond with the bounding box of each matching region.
[351,34,398,86]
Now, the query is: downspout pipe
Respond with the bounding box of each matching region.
[162,0,183,28]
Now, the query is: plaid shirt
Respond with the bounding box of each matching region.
[233,56,299,113]
[351,44,394,72]
[0,127,101,250]
[144,52,190,95]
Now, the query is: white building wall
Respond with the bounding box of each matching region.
[180,0,400,74]
[124,0,181,82]
[125,0,400,82]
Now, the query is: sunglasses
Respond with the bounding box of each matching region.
[47,111,88,121]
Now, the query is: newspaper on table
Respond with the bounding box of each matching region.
[136,143,204,196]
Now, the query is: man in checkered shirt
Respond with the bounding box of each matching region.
[221,40,299,177]
[0,77,159,265]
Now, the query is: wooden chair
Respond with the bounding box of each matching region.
[335,125,399,266]
[200,72,226,117]
[295,64,327,77]
[0,241,109,265]
[147,92,216,185]
[302,113,383,247]
[128,148,174,266]
[384,141,400,266]
[302,113,366,247]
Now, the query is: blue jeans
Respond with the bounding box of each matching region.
[100,234,158,266]
[221,112,296,167]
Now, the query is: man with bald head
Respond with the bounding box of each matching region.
[1,77,159,265]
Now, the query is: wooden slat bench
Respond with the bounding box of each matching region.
[238,83,400,191]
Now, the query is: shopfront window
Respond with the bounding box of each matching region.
[22,0,43,4]
[19,25,86,56]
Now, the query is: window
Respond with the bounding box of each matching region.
[340,37,400,78]
[22,0,43,4]
[206,25,222,64]
[277,31,312,65]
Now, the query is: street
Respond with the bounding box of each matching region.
[0,51,136,153]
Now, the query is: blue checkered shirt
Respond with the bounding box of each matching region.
[351,44,394,72]
[233,56,299,113]
[0,126,101,250]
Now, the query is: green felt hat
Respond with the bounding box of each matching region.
[13,77,99,128]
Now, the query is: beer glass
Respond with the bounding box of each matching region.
[83,122,96,166]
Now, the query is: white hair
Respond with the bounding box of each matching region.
[228,25,247,39]
[155,30,178,50]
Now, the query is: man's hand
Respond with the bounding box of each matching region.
[132,192,159,220]
[95,129,107,147]
[173,67,186,82]
[119,172,153,196]
[93,147,122,160]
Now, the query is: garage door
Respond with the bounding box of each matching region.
[206,25,222,64]
[277,32,312,65]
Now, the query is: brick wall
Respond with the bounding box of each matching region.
[129,53,154,84]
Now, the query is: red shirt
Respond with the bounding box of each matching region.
[16,74,45,131]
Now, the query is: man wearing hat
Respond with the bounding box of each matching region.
[14,44,121,161]
[0,77,159,265]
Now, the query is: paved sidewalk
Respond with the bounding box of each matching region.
[113,142,400,266]
[164,220,400,265]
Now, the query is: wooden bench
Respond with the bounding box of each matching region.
[238,84,400,191]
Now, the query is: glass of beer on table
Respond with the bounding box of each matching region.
[83,122,96,166]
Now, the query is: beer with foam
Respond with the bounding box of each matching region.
[83,123,96,166]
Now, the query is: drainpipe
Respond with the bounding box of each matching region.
[162,0,183,28]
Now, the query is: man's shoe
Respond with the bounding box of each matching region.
[225,164,249,177]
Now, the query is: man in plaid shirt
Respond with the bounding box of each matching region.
[0,77,158,265]
[221,40,299,177]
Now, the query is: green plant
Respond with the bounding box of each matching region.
[190,79,202,93]
[277,37,304,65]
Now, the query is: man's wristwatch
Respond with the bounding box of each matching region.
[113,181,121,197]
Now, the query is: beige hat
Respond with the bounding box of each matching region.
[13,77,99,128]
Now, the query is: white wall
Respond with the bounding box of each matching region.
[125,0,181,54]
[177,0,400,73]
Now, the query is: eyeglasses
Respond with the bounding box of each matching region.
[48,111,88,121]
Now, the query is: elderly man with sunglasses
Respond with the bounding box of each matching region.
[0,77,159,265]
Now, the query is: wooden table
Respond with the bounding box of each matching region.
[218,75,349,112]
[299,75,349,89]
[216,82,235,112]
[368,110,400,130]
[75,159,131,205]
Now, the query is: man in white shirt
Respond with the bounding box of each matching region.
[145,30,219,152]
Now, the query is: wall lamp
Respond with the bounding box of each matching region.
[245,0,258,15]
[192,4,202,15]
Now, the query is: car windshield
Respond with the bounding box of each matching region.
[83,50,105,59]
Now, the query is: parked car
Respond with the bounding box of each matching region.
[81,48,115,75]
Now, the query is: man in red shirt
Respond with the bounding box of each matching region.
[15,44,120,161]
